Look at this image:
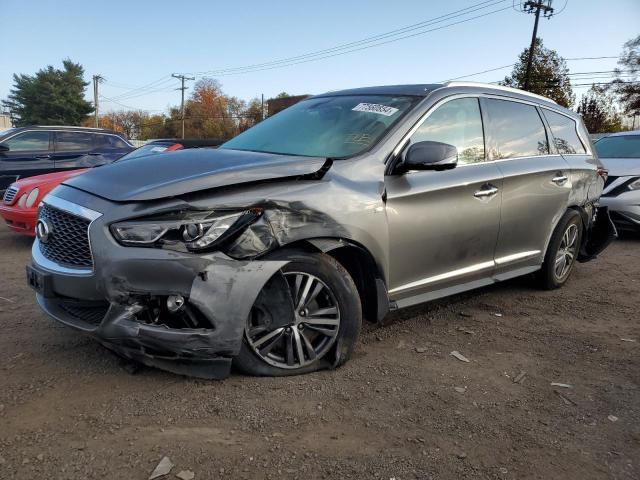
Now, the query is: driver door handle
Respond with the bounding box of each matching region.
[34,154,51,159]
[474,185,499,198]
[552,175,568,185]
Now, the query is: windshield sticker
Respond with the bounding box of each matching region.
[352,103,399,116]
[344,133,373,145]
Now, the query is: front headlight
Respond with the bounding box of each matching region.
[628,179,640,191]
[25,188,40,208]
[18,194,27,207]
[111,209,261,252]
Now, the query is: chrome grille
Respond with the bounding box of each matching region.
[3,186,19,204]
[38,204,93,268]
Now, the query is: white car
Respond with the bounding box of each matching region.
[596,130,640,232]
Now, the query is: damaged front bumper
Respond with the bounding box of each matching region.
[29,239,287,379]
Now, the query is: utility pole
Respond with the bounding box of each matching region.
[521,0,555,90]
[172,73,195,139]
[92,75,104,128]
[261,93,264,121]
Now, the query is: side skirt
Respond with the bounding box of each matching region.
[392,265,540,309]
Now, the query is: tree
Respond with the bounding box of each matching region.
[81,110,157,139]
[610,35,640,116]
[502,38,575,107]
[239,98,263,131]
[577,85,623,133]
[2,59,94,126]
[275,92,291,99]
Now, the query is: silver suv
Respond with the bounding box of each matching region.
[27,82,615,379]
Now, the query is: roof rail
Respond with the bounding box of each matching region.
[29,125,111,131]
[444,81,557,104]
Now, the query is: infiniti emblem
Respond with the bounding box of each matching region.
[36,219,52,244]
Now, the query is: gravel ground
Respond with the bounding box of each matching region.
[0,222,638,480]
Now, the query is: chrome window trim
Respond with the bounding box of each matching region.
[392,92,554,159]
[444,81,558,104]
[391,90,588,165]
[389,250,541,295]
[35,195,102,274]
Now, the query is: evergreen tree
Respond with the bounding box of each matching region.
[2,59,94,126]
[502,38,575,107]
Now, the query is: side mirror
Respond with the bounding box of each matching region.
[403,141,458,171]
[0,143,9,153]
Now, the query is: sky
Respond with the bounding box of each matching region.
[0,0,638,114]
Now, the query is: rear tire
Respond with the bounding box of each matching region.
[537,210,583,290]
[234,251,361,376]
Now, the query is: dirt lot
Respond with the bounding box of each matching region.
[0,222,638,480]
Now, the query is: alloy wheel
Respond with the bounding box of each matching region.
[246,272,341,369]
[554,223,579,280]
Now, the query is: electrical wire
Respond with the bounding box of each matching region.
[183,2,512,77]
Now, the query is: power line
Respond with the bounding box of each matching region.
[92,75,104,128]
[521,0,557,90]
[182,2,512,77]
[172,74,195,139]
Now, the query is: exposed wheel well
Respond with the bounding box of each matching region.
[278,239,389,323]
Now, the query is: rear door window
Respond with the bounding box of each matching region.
[483,99,549,159]
[542,109,586,154]
[55,132,94,151]
[97,135,130,149]
[408,97,485,164]
[3,131,51,152]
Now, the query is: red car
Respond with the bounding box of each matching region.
[0,139,223,236]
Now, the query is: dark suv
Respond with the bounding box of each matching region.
[0,126,133,192]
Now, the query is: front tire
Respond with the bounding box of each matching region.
[537,210,583,290]
[234,251,362,376]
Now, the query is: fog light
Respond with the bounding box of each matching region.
[167,295,185,313]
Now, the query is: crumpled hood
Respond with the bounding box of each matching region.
[598,157,640,177]
[63,148,328,201]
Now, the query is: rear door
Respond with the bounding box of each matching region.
[0,130,54,191]
[52,131,96,171]
[385,96,503,305]
[481,97,571,277]
[94,134,134,163]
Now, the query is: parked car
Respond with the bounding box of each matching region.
[595,130,640,232]
[0,139,223,236]
[27,83,614,379]
[0,126,133,193]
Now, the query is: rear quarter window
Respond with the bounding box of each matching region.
[98,135,131,149]
[542,109,586,155]
[483,99,549,159]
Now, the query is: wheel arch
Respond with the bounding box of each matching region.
[272,237,390,324]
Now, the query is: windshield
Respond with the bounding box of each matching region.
[595,135,640,158]
[116,142,178,162]
[221,95,418,158]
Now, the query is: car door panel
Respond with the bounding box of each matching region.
[481,97,570,275]
[52,131,95,171]
[493,155,571,272]
[0,131,54,191]
[384,96,502,303]
[385,164,503,300]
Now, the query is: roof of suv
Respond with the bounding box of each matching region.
[314,82,560,110]
[18,125,122,134]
